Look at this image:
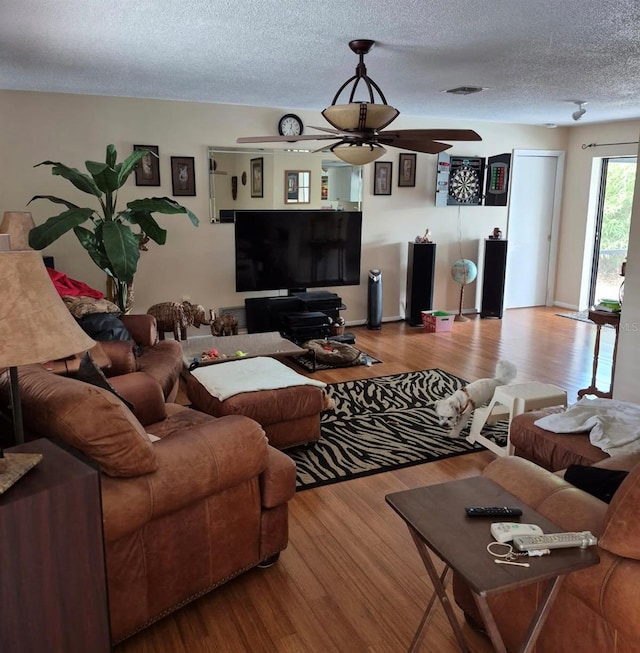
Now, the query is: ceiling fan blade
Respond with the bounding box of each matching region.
[307,125,345,135]
[379,137,452,154]
[379,129,482,143]
[236,134,340,144]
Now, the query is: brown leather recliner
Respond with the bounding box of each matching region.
[1,364,296,644]
[453,454,640,652]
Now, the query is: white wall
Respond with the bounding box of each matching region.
[0,89,571,325]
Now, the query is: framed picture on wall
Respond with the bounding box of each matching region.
[398,153,417,187]
[170,156,196,196]
[373,161,392,195]
[250,157,263,198]
[133,145,160,186]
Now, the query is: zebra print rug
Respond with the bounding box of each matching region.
[288,369,507,491]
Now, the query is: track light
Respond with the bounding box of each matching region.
[572,101,587,121]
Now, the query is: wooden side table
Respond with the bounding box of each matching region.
[386,476,599,653]
[577,309,620,399]
[0,439,111,652]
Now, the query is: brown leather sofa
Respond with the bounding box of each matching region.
[101,313,184,402]
[41,313,184,403]
[453,449,640,652]
[1,364,296,644]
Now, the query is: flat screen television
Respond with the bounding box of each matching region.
[234,210,362,293]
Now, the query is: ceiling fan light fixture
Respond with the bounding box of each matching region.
[323,39,400,134]
[331,142,386,165]
[322,102,399,132]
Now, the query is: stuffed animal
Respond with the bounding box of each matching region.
[147,301,211,341]
[211,311,239,337]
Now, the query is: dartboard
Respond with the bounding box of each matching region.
[449,165,481,203]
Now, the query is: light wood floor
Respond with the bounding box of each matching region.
[115,307,615,653]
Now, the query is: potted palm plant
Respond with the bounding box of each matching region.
[28,144,199,312]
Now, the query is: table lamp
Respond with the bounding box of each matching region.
[0,211,36,251]
[0,250,96,445]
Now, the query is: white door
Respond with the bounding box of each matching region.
[504,151,564,308]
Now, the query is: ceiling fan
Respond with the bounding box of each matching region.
[237,39,482,165]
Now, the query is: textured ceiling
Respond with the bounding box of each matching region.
[2,0,640,127]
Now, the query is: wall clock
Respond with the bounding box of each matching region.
[278,113,303,137]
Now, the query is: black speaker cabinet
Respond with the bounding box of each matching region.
[406,242,436,326]
[481,239,508,318]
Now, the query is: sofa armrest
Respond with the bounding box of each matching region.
[260,447,296,508]
[483,456,608,534]
[100,415,270,541]
[100,340,138,376]
[109,372,167,426]
[119,314,158,346]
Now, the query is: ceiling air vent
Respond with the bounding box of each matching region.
[445,86,485,95]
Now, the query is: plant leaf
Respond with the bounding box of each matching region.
[106,144,117,169]
[35,161,102,198]
[124,210,167,245]
[28,208,95,249]
[127,197,200,226]
[74,225,111,273]
[86,160,120,194]
[118,150,150,187]
[102,221,140,282]
[27,195,81,210]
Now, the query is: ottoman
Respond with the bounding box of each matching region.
[184,357,331,449]
[510,409,609,471]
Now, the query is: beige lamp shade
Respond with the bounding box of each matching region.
[322,102,399,132]
[0,251,95,367]
[332,143,386,165]
[0,212,36,251]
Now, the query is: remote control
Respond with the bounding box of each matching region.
[513,531,598,551]
[465,506,523,518]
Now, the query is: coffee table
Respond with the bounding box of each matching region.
[181,331,306,367]
[386,476,599,653]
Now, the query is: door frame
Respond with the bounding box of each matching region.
[587,155,636,306]
[507,149,565,306]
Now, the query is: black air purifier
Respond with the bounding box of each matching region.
[367,269,382,329]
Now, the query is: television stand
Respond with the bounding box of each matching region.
[245,291,347,344]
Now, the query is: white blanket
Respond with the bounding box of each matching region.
[534,397,640,455]
[191,356,326,401]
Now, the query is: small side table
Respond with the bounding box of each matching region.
[577,309,620,399]
[467,382,567,456]
[386,476,599,653]
[0,439,111,652]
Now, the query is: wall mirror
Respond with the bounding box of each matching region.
[207,146,363,223]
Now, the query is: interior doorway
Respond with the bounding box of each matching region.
[504,150,564,309]
[589,157,636,306]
